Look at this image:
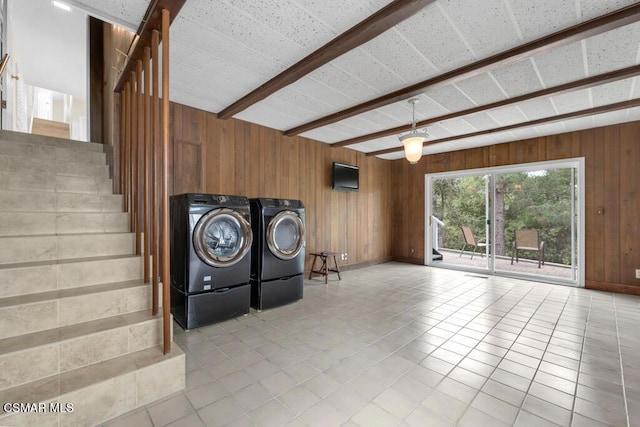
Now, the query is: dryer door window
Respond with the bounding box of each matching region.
[193,208,253,267]
[266,211,305,260]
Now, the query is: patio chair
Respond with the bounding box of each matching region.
[511,229,545,268]
[460,226,487,259]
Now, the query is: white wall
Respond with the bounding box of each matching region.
[9,0,87,99]
[7,0,88,139]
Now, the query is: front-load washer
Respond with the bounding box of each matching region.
[170,193,253,329]
[250,198,305,310]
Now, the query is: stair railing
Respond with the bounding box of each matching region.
[114,2,185,354]
[431,215,445,252]
[0,53,9,79]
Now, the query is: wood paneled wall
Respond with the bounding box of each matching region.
[125,99,639,294]
[170,103,394,271]
[392,121,640,294]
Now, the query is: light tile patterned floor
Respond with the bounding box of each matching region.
[103,262,640,427]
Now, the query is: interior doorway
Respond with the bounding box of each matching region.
[425,159,584,287]
[4,0,88,140]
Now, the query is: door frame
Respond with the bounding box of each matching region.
[425,157,585,287]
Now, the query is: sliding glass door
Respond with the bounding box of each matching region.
[426,159,583,286]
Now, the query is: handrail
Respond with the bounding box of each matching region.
[115,7,177,355]
[114,0,185,92]
[0,54,10,79]
[431,215,444,226]
[431,215,444,252]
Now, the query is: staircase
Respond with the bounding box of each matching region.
[0,131,185,426]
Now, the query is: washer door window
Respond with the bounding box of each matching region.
[266,211,305,260]
[193,208,253,267]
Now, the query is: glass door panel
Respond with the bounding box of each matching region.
[430,174,490,271]
[494,167,577,281]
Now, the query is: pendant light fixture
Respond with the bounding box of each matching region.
[399,98,428,164]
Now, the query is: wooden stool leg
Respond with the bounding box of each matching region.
[322,256,328,284]
[309,255,318,280]
[333,255,341,280]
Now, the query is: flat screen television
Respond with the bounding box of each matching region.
[332,162,359,192]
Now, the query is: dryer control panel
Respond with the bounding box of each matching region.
[187,194,249,206]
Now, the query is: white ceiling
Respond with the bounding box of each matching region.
[68,0,640,160]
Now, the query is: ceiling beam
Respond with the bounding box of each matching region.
[114,0,186,92]
[365,98,640,157]
[284,3,640,136]
[331,64,640,148]
[217,0,435,119]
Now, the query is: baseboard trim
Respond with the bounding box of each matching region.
[307,258,640,296]
[392,257,425,265]
[340,257,393,272]
[304,256,393,276]
[586,280,640,295]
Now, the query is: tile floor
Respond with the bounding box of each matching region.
[103,262,640,427]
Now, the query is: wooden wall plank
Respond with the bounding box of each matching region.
[304,138,315,271]
[351,151,362,263]
[429,153,446,173]
[247,124,260,198]
[291,137,302,200]
[261,128,271,195]
[581,128,596,284]
[416,164,427,260]
[205,114,220,193]
[619,122,640,285]
[314,143,326,266]
[465,147,487,170]
[490,144,510,166]
[218,119,235,194]
[394,161,409,259]
[173,140,202,194]
[171,104,206,195]
[236,121,250,196]
[449,150,466,171]
[167,102,176,197]
[322,145,333,253]
[603,125,621,285]
[511,138,540,164]
[546,132,579,160]
[590,127,606,283]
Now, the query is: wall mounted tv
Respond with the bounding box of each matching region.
[332,162,359,192]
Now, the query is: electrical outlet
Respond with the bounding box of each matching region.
[636,269,640,279]
[344,253,348,261]
[410,248,415,254]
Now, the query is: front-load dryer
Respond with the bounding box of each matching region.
[170,193,253,329]
[250,198,305,310]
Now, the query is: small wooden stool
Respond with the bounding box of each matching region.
[309,251,342,284]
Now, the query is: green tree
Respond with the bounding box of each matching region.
[433,168,574,265]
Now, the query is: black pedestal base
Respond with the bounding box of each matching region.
[250,275,303,311]
[171,284,250,330]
